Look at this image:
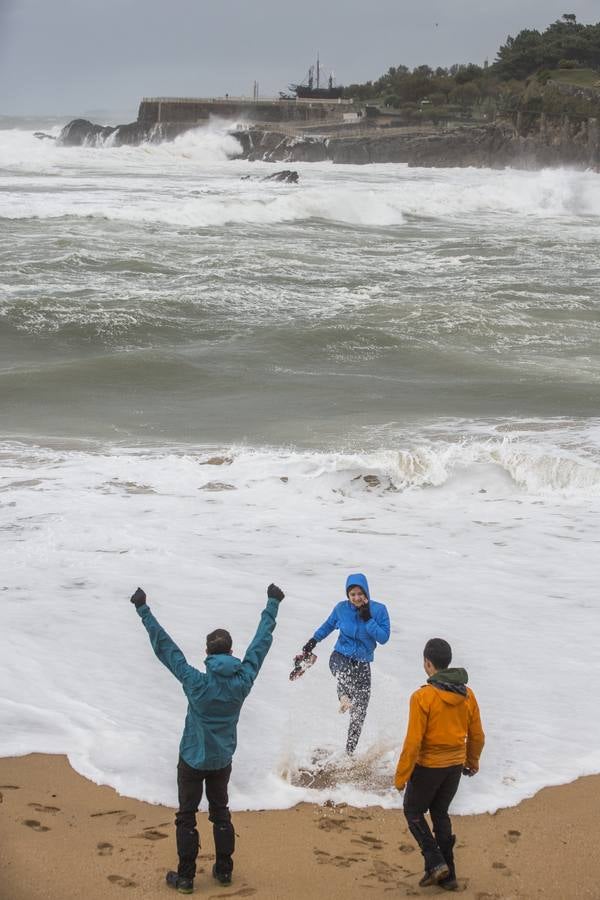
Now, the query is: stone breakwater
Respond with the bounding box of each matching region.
[234,119,600,169]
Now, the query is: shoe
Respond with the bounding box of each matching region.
[212,863,232,885]
[418,862,450,886]
[439,875,459,891]
[338,695,353,714]
[166,870,194,894]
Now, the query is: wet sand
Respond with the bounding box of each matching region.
[0,754,598,899]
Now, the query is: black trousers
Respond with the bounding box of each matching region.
[175,757,235,881]
[329,651,371,754]
[403,763,462,874]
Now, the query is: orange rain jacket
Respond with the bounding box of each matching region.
[395,682,485,790]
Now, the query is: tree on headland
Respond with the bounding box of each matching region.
[341,14,600,122]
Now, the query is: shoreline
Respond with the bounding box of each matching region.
[1,754,598,899]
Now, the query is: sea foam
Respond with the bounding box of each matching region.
[1,428,598,813]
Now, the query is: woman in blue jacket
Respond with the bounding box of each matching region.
[302,573,390,754]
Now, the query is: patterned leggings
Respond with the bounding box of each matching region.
[329,650,371,753]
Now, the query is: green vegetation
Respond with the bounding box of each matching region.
[343,14,600,123]
[549,67,600,87]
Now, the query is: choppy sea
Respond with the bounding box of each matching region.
[1,122,599,812]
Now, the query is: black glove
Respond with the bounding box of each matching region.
[130,587,147,609]
[358,602,371,622]
[267,583,285,603]
[302,637,317,654]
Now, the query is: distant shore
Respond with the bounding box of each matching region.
[1,753,598,899]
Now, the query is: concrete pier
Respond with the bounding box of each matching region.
[137,96,353,129]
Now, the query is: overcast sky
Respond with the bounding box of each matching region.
[0,0,598,118]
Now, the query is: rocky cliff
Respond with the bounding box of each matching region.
[57,113,599,171]
[233,118,600,170]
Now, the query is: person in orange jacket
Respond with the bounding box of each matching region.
[395,638,484,891]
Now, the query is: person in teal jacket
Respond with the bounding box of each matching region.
[302,573,390,754]
[130,582,284,895]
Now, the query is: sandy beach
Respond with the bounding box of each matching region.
[0,754,598,900]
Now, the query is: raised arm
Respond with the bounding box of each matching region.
[130,587,202,690]
[238,584,284,692]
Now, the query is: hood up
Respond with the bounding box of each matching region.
[345,572,370,601]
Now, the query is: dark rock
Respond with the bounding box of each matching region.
[58,118,115,147]
[33,132,56,141]
[262,170,299,183]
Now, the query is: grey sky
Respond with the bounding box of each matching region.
[0,0,598,118]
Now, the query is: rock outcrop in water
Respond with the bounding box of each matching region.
[241,170,299,183]
[57,118,178,147]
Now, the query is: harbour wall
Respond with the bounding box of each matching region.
[137,96,353,128]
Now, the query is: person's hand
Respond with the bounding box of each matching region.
[302,637,317,654]
[358,602,371,622]
[396,782,405,792]
[267,583,285,603]
[462,766,477,777]
[130,587,147,609]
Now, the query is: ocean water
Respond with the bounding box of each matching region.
[1,123,599,814]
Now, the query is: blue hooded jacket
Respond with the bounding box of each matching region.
[313,573,390,663]
[137,597,279,770]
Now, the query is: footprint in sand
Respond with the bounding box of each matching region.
[118,813,136,825]
[135,829,168,841]
[91,809,125,818]
[23,819,50,832]
[317,817,348,832]
[351,834,384,850]
[506,829,521,843]
[28,802,60,814]
[398,842,415,853]
[0,785,20,790]
[492,862,512,876]
[367,859,402,884]
[97,842,113,856]
[107,875,137,888]
[208,889,256,899]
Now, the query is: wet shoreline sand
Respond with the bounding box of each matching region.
[1,754,598,899]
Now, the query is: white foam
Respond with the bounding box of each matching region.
[2,127,600,228]
[1,427,599,813]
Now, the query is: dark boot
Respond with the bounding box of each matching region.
[438,834,458,891]
[418,862,450,887]
[213,819,234,883]
[166,870,194,894]
[212,863,232,885]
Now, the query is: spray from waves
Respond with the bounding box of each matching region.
[4,432,599,498]
[3,125,600,227]
[186,433,600,498]
[397,165,600,221]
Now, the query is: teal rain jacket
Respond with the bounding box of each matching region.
[313,573,390,663]
[137,597,280,771]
